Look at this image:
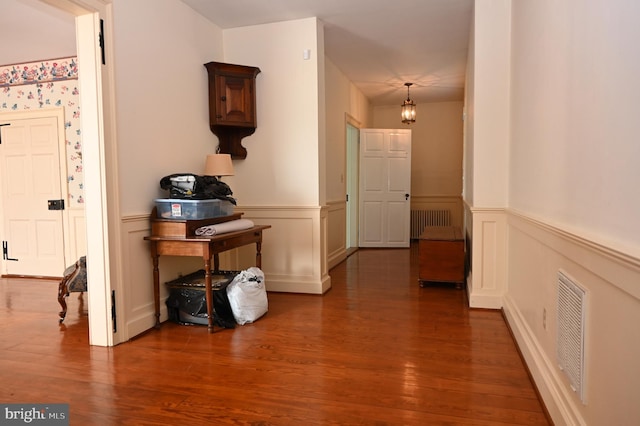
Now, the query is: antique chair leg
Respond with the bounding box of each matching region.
[58,256,86,323]
[58,277,69,323]
[77,292,85,316]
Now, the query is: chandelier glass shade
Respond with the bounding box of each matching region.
[401,82,416,124]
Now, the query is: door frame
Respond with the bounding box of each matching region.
[0,108,71,275]
[345,114,360,253]
[43,0,123,347]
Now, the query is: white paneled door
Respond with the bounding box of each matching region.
[0,116,66,276]
[359,128,411,248]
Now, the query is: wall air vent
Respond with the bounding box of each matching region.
[557,270,587,404]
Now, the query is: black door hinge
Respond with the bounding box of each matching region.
[2,241,18,261]
[99,19,106,65]
[111,289,117,333]
[0,123,10,144]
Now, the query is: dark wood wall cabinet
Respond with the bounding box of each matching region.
[204,61,261,159]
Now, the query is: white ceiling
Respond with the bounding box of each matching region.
[180,0,473,105]
[1,0,473,106]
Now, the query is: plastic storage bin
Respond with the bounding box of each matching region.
[155,198,233,220]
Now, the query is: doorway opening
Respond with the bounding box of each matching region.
[346,118,360,256]
[42,0,119,347]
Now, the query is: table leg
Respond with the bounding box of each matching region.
[256,240,263,269]
[150,244,160,328]
[204,257,215,333]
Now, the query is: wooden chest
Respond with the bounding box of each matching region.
[418,226,465,288]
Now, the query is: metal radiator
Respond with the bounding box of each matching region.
[410,209,451,239]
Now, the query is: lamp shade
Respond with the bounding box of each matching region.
[204,153,234,177]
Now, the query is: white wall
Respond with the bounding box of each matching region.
[463,13,475,206]
[509,0,640,256]
[111,0,226,338]
[324,57,371,203]
[218,18,331,295]
[324,56,371,268]
[324,56,371,204]
[462,0,511,309]
[222,18,322,207]
[112,0,224,216]
[502,1,640,425]
[468,0,510,208]
[115,13,331,339]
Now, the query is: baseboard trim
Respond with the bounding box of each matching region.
[503,295,586,426]
[328,247,347,270]
[501,307,555,426]
[266,275,331,295]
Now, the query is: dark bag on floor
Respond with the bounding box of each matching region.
[165,270,237,329]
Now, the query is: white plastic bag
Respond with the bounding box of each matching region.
[226,267,268,325]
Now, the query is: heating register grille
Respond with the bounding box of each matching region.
[557,270,587,403]
[410,209,451,239]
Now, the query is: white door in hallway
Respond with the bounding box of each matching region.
[0,115,66,276]
[359,128,411,248]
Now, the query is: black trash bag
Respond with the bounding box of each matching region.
[211,284,236,329]
[159,173,236,205]
[166,281,236,329]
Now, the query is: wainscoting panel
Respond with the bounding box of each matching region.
[326,200,347,269]
[120,216,155,340]
[465,206,507,309]
[503,210,640,426]
[120,214,203,340]
[233,206,331,294]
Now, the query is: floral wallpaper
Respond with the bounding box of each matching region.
[0,57,84,206]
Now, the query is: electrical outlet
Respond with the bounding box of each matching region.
[543,308,547,330]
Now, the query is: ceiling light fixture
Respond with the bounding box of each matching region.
[401,82,416,124]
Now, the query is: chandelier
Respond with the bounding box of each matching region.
[401,82,416,124]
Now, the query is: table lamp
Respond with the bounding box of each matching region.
[204,153,234,179]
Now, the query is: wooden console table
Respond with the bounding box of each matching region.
[144,210,270,333]
[418,226,465,289]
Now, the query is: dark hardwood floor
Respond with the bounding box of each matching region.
[0,245,550,425]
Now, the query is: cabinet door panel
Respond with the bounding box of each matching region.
[217,76,253,125]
